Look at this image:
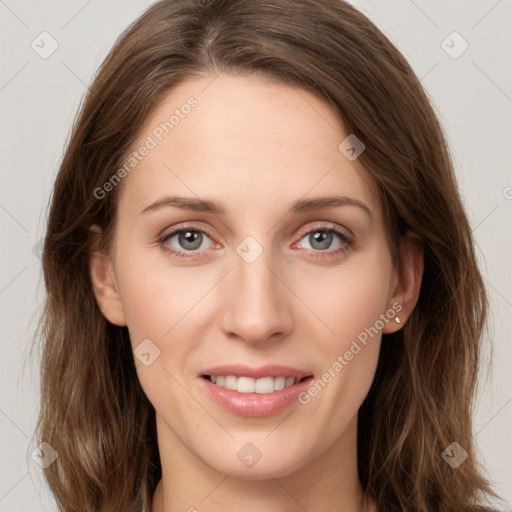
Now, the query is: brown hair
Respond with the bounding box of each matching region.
[34,0,501,510]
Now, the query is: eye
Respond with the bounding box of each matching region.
[159,227,215,258]
[295,225,354,257]
[158,223,354,260]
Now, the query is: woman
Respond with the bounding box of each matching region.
[35,0,503,510]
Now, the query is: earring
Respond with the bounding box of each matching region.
[394,316,401,324]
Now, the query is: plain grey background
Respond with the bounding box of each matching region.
[1,0,511,510]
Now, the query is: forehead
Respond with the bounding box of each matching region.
[118,73,381,221]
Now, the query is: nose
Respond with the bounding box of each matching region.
[219,242,294,345]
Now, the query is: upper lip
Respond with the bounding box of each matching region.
[200,364,313,380]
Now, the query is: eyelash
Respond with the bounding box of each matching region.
[158,223,354,260]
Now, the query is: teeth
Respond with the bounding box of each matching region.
[208,375,300,394]
[237,376,255,393]
[225,375,237,390]
[274,376,286,390]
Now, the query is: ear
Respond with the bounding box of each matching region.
[88,225,127,326]
[382,230,424,334]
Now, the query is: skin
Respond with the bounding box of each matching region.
[89,73,423,512]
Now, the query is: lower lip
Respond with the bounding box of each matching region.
[199,376,314,417]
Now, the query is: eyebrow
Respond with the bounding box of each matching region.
[140,194,373,219]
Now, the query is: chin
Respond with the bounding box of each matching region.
[210,458,303,480]
[199,438,313,480]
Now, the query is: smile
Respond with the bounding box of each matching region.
[203,375,310,394]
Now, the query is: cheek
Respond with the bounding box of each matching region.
[294,250,393,344]
[113,242,212,397]
[293,250,392,421]
[114,249,203,415]
[114,243,202,345]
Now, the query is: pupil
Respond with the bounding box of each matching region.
[311,231,332,250]
[179,230,202,250]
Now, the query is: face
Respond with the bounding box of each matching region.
[91,73,408,480]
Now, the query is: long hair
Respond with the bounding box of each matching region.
[34,0,500,510]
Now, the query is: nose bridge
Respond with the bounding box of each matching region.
[219,236,292,343]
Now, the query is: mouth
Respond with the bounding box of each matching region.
[198,364,315,417]
[199,368,314,418]
[201,374,312,394]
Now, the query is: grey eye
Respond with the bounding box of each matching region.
[168,230,212,251]
[300,230,341,251]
